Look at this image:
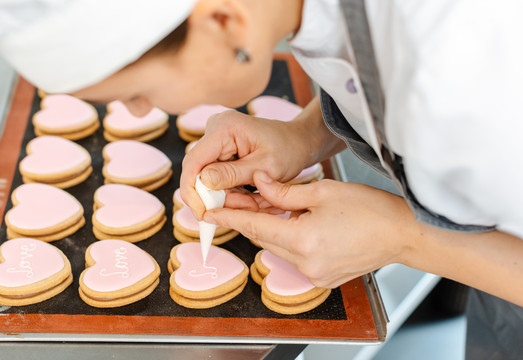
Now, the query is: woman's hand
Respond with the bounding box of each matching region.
[181,110,314,220]
[180,96,347,221]
[202,171,414,288]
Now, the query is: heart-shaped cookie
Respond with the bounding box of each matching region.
[172,205,239,245]
[0,238,72,305]
[252,250,331,314]
[171,242,246,291]
[247,95,303,122]
[19,136,92,188]
[33,94,98,133]
[259,250,314,296]
[79,239,160,308]
[176,104,231,134]
[104,100,168,134]
[92,184,166,242]
[5,183,84,240]
[169,243,248,308]
[102,140,172,191]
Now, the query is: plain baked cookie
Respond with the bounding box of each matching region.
[175,104,230,142]
[19,135,93,188]
[92,184,166,242]
[79,239,160,308]
[103,100,169,142]
[0,237,73,306]
[32,94,99,140]
[102,140,172,192]
[251,249,331,314]
[168,242,248,309]
[4,183,85,242]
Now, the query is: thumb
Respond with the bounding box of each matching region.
[253,171,317,211]
[200,158,259,190]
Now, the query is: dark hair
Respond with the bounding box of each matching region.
[144,19,189,57]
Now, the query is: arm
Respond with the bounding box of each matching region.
[404,218,523,307]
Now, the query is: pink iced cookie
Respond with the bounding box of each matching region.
[103,101,169,142]
[172,188,187,210]
[176,104,231,141]
[92,184,166,242]
[19,135,92,188]
[247,95,303,122]
[252,250,331,314]
[5,183,85,242]
[102,140,172,191]
[168,242,248,308]
[0,238,73,306]
[33,94,99,140]
[79,239,160,308]
[172,202,237,244]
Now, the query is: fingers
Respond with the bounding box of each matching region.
[204,207,301,265]
[180,120,239,219]
[199,157,261,190]
[224,190,260,211]
[253,171,319,211]
[204,207,296,247]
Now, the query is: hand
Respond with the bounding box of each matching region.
[203,171,414,288]
[180,110,312,220]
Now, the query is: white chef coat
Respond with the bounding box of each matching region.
[289,0,523,239]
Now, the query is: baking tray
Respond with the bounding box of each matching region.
[0,54,386,344]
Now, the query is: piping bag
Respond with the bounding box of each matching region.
[195,174,226,265]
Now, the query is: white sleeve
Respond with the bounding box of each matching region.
[367,0,523,238]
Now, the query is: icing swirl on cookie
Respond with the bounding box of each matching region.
[173,243,244,291]
[188,264,218,279]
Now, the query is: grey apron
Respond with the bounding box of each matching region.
[328,0,523,358]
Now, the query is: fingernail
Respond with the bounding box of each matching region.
[203,168,220,187]
[256,171,272,184]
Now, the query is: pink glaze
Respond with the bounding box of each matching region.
[105,101,167,131]
[83,239,155,292]
[260,250,314,296]
[177,105,230,131]
[175,206,199,231]
[173,188,186,207]
[19,136,89,175]
[34,94,95,129]
[0,238,65,287]
[104,140,170,179]
[173,242,244,291]
[249,96,302,122]
[292,163,321,182]
[7,183,81,230]
[94,184,163,228]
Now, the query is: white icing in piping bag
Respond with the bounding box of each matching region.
[195,174,225,265]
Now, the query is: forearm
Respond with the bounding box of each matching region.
[289,95,347,167]
[402,217,523,306]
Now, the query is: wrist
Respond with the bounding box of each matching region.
[390,199,424,268]
[290,96,345,166]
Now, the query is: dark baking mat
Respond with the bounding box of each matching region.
[0,60,347,321]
